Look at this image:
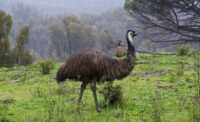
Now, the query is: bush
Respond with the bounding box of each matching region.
[0,98,15,104]
[99,83,123,105]
[169,72,177,83]
[38,57,55,75]
[177,45,190,56]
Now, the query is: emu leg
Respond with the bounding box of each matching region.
[77,83,86,105]
[90,82,101,112]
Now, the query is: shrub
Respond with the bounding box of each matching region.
[0,98,15,104]
[31,86,48,98]
[38,57,55,75]
[99,83,123,105]
[169,72,177,83]
[151,91,163,122]
[184,74,191,83]
[57,82,70,96]
[176,65,184,76]
[177,45,190,56]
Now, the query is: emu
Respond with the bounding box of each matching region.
[56,30,136,112]
[115,40,127,57]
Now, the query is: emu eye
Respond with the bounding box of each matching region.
[131,32,134,36]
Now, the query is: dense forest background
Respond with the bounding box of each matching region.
[2,0,195,63]
[1,1,142,62]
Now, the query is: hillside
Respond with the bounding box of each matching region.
[0,54,199,121]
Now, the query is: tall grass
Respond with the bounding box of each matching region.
[187,50,200,121]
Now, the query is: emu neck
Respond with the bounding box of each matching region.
[125,50,135,68]
[108,52,135,81]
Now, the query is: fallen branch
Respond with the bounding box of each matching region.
[115,44,176,55]
[7,80,20,83]
[136,50,176,55]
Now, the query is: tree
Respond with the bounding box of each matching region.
[0,10,12,67]
[68,22,86,53]
[99,29,114,53]
[47,21,68,61]
[14,26,33,65]
[47,15,98,61]
[10,3,53,58]
[84,26,97,49]
[62,15,83,55]
[125,0,200,44]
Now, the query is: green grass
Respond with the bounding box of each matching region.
[0,54,199,121]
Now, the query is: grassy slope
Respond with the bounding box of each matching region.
[0,54,199,121]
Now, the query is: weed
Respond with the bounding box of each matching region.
[176,58,185,76]
[56,82,73,97]
[187,50,200,121]
[169,72,177,83]
[20,72,28,82]
[176,66,184,76]
[0,98,15,104]
[99,83,123,105]
[184,74,191,83]
[38,57,55,75]
[151,91,163,122]
[31,86,47,98]
[0,104,9,122]
[177,45,190,56]
[187,99,200,122]
[0,73,7,81]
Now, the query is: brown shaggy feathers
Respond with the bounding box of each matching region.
[57,49,135,84]
[115,46,127,57]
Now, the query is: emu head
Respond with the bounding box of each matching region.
[126,30,136,51]
[117,40,122,46]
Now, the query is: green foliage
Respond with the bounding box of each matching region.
[10,4,52,58]
[0,98,15,104]
[187,99,200,122]
[98,29,114,54]
[47,15,98,61]
[8,4,131,59]
[0,10,12,37]
[184,74,191,83]
[31,86,48,98]
[192,51,200,99]
[68,22,86,53]
[169,72,177,83]
[0,10,13,67]
[0,54,200,121]
[177,45,191,56]
[0,104,10,122]
[47,21,67,61]
[99,83,123,105]
[16,26,29,46]
[38,57,55,75]
[151,91,163,122]
[13,26,33,65]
